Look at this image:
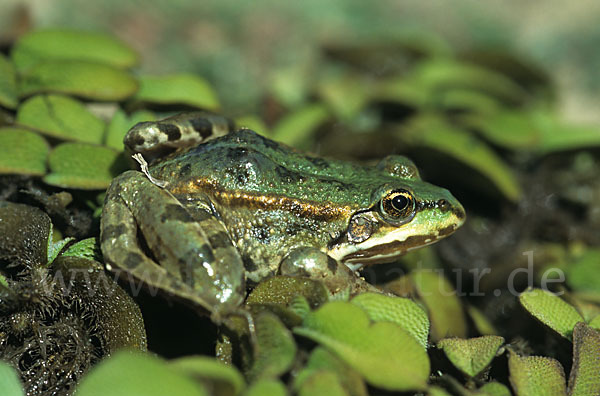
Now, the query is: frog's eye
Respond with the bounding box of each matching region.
[380,189,415,223]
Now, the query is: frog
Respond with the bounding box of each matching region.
[100,112,466,324]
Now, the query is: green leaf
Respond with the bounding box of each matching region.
[76,352,207,396]
[401,115,522,202]
[248,312,297,380]
[566,249,600,294]
[589,315,600,330]
[44,143,128,189]
[18,60,138,101]
[294,301,430,391]
[459,110,541,149]
[295,347,367,396]
[479,382,512,396]
[519,288,583,340]
[350,292,430,349]
[0,54,18,109]
[410,270,467,341]
[0,361,24,396]
[437,336,504,377]
[243,379,287,396]
[317,73,371,120]
[534,110,600,154]
[235,115,270,136]
[508,351,567,396]
[46,228,74,265]
[0,127,48,176]
[411,59,526,104]
[169,356,245,396]
[105,109,156,150]
[16,94,106,143]
[271,104,330,148]
[297,371,348,396]
[467,305,498,336]
[567,322,600,396]
[134,74,220,110]
[61,237,102,261]
[11,29,138,71]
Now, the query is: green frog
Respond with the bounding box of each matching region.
[100,112,465,323]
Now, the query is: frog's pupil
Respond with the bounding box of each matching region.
[392,194,409,211]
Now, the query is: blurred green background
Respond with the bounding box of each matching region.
[3,0,599,121]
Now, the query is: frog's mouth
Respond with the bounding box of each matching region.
[330,206,465,266]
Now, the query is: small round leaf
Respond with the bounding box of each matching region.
[44,143,128,189]
[16,94,106,143]
[0,127,48,176]
[134,74,220,110]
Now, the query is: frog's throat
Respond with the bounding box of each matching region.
[330,211,464,265]
[170,179,356,222]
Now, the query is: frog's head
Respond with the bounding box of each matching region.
[328,155,465,265]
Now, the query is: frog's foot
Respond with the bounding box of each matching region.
[132,153,168,188]
[101,170,245,317]
[279,247,382,296]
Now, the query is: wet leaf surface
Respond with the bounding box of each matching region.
[294,301,430,391]
[134,74,220,110]
[16,94,106,143]
[0,127,48,176]
[44,143,128,189]
[11,29,138,71]
[18,60,138,101]
[519,288,583,340]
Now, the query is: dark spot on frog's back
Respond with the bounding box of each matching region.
[179,163,191,177]
[190,118,213,139]
[158,123,182,141]
[101,224,127,244]
[125,252,144,269]
[306,156,330,170]
[160,204,195,223]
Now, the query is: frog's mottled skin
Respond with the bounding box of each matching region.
[101,112,465,322]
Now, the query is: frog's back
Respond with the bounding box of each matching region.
[151,129,391,207]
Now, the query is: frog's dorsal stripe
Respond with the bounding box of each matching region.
[170,179,356,222]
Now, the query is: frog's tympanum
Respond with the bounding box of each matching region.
[101,112,465,323]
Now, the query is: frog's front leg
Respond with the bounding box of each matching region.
[101,170,245,322]
[279,247,381,296]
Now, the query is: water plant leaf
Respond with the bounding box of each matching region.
[294,347,367,396]
[0,361,24,396]
[350,292,430,348]
[519,288,583,340]
[44,143,128,189]
[437,336,504,377]
[248,312,297,381]
[294,301,430,391]
[0,54,18,109]
[508,351,567,396]
[18,60,138,101]
[61,237,102,261]
[410,270,467,340]
[566,249,600,294]
[297,371,348,396]
[243,379,287,396]
[169,355,245,396]
[400,115,522,202]
[11,29,138,71]
[134,74,220,110]
[271,104,330,147]
[0,127,48,176]
[75,352,207,396]
[16,94,105,143]
[567,322,600,396]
